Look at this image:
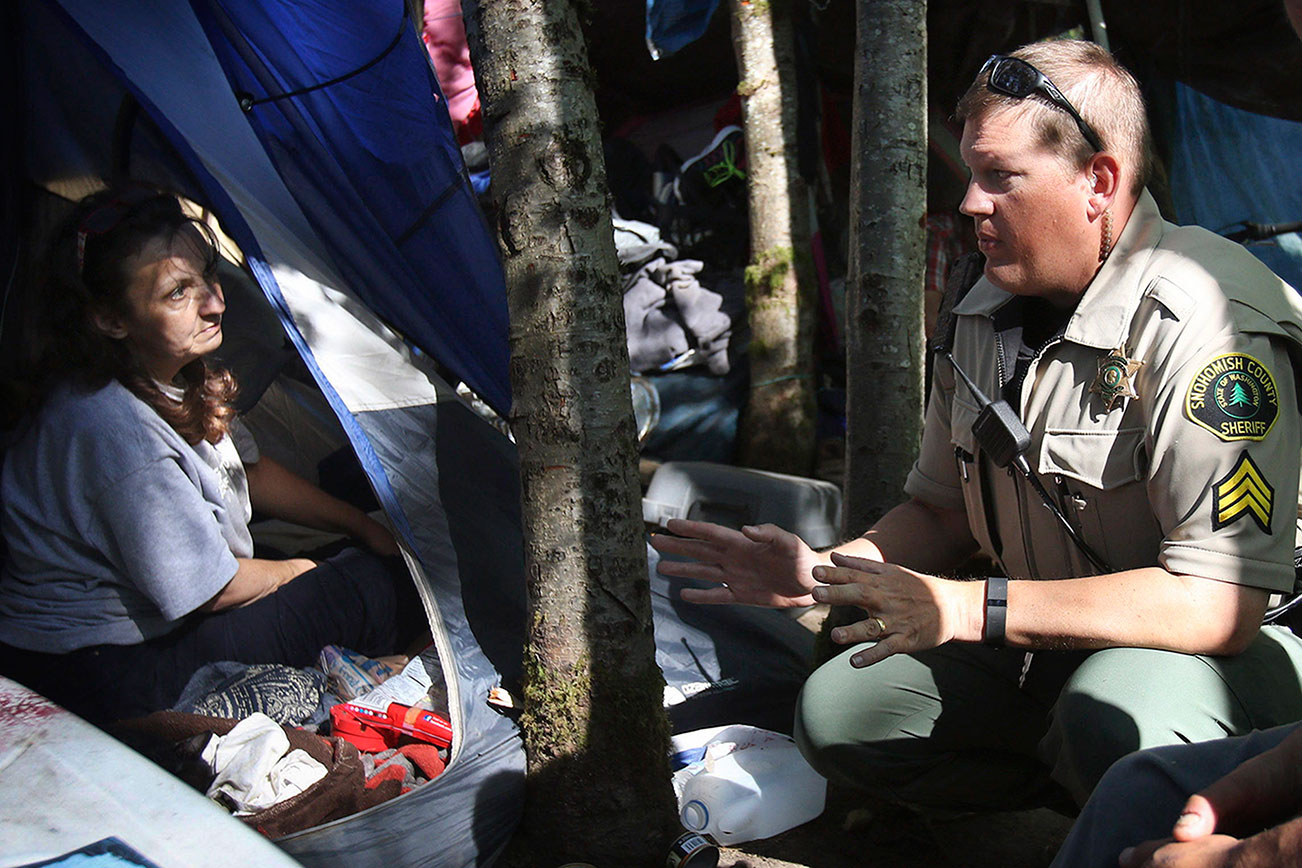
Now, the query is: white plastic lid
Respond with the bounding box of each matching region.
[680,799,709,832]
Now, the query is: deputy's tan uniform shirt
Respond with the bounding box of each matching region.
[906,191,1302,591]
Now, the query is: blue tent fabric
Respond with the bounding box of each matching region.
[282,402,527,867]
[1164,82,1302,291]
[192,0,512,415]
[645,0,720,60]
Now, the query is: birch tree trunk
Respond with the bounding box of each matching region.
[842,0,927,534]
[463,2,677,863]
[730,0,817,475]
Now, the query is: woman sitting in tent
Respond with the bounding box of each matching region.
[0,186,423,725]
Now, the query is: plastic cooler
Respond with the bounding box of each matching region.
[642,461,842,548]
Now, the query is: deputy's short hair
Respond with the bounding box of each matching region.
[956,39,1152,196]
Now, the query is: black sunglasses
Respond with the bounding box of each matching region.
[75,187,160,278]
[980,55,1104,154]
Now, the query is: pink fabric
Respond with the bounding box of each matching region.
[422,0,480,133]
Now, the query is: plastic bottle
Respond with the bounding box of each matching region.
[674,726,827,846]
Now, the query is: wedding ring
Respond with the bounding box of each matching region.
[871,616,887,635]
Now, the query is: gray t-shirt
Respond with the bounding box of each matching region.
[0,380,257,653]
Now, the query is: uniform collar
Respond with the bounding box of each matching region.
[953,190,1168,349]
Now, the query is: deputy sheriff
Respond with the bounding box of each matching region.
[650,38,1302,811]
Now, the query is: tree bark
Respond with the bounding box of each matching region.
[463,2,677,864]
[730,0,818,476]
[842,0,928,534]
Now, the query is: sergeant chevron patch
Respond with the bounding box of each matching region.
[1213,451,1274,533]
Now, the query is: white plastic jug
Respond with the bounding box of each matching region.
[671,724,827,846]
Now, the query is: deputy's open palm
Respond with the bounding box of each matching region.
[650,519,821,608]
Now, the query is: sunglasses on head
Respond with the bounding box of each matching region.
[75,187,160,278]
[980,55,1104,154]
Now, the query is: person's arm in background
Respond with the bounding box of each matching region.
[1120,725,1302,867]
[244,455,398,556]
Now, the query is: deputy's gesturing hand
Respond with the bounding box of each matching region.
[812,551,974,667]
[650,518,821,608]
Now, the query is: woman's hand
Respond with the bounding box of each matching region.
[649,519,823,608]
[812,551,983,667]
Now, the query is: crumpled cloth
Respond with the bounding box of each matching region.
[614,214,679,267]
[360,743,447,795]
[667,264,731,375]
[623,257,732,375]
[203,712,328,814]
[115,711,401,837]
[422,0,479,135]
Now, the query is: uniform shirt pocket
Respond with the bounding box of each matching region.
[950,392,981,455]
[948,392,997,558]
[1039,427,1146,489]
[1038,426,1158,572]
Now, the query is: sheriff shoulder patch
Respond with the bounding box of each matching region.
[1185,353,1279,442]
[1212,451,1274,533]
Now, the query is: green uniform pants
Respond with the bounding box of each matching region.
[792,625,1302,810]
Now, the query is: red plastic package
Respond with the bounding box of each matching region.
[331,701,452,752]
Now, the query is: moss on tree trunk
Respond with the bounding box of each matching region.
[464,0,678,863]
[730,0,817,475]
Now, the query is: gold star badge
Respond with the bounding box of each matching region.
[1092,346,1143,409]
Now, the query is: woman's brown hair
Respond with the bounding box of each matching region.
[10,185,238,444]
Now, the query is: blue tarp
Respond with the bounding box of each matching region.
[1165,81,1302,291]
[192,0,512,414]
[645,0,720,60]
